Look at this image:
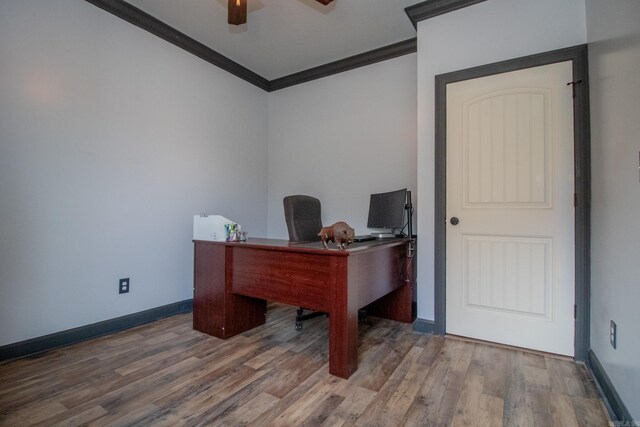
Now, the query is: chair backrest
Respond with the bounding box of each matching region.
[283,195,322,242]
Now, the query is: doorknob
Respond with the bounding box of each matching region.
[450,217,459,226]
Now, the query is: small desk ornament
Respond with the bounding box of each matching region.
[318,221,355,250]
[225,223,240,242]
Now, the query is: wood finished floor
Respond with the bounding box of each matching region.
[0,303,609,426]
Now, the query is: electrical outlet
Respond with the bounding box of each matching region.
[610,320,616,349]
[119,278,130,294]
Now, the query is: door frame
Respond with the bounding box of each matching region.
[433,44,591,361]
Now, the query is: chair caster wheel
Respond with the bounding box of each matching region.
[295,322,302,330]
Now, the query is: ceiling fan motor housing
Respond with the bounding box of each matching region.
[228,0,335,26]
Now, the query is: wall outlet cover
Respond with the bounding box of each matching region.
[119,278,130,294]
[610,320,616,349]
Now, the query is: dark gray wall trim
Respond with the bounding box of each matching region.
[405,0,487,29]
[0,299,193,361]
[84,0,270,91]
[413,318,435,334]
[588,349,633,422]
[269,38,417,92]
[571,46,592,363]
[84,1,417,92]
[433,70,447,336]
[434,45,591,360]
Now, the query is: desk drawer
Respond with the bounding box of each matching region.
[228,248,336,312]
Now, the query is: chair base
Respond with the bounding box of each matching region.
[295,308,327,330]
[293,308,367,330]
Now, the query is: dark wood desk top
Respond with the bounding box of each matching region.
[193,237,409,256]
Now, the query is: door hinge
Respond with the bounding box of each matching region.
[567,80,583,98]
[574,193,577,207]
[574,304,577,319]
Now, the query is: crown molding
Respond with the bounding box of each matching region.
[269,38,417,92]
[85,0,270,91]
[85,1,418,92]
[405,0,486,29]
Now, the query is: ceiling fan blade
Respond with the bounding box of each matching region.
[316,0,335,4]
[228,0,247,25]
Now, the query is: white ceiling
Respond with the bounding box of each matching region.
[125,0,423,80]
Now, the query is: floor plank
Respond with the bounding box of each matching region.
[0,304,610,426]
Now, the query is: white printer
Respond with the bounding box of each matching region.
[193,214,240,242]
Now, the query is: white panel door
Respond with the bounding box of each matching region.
[446,61,575,356]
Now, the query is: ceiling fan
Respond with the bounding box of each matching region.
[227,0,335,25]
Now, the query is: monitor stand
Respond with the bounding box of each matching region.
[370,232,396,239]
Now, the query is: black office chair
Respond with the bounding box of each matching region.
[283,195,327,330]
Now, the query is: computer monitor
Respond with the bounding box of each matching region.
[367,188,407,237]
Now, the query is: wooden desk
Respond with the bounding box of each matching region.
[193,238,415,379]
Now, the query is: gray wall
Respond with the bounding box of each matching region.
[0,0,269,345]
[586,0,640,419]
[266,54,417,238]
